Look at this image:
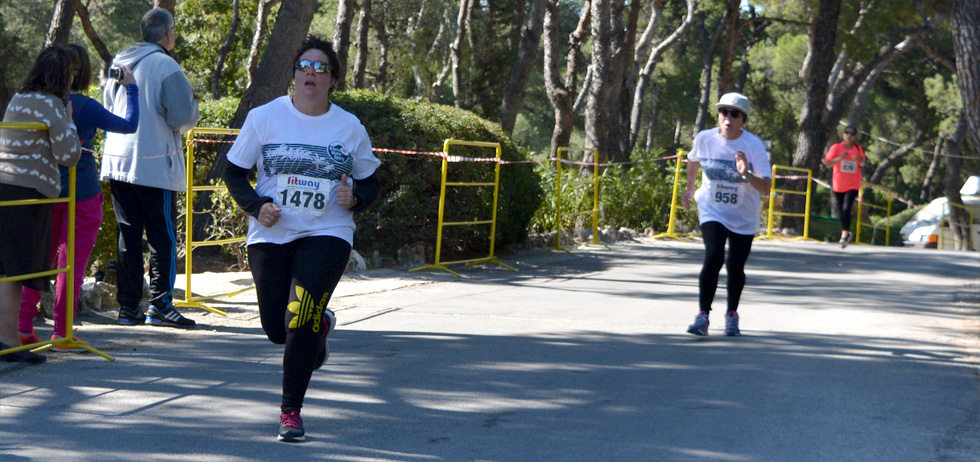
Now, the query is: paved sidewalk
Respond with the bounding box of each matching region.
[1,238,978,461]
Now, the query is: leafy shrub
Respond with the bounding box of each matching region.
[187,90,543,266]
[530,149,698,236]
[331,90,543,262]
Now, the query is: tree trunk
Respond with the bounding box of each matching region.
[333,0,355,91]
[824,31,925,149]
[451,0,474,108]
[543,0,590,157]
[246,0,280,88]
[427,7,454,101]
[691,10,728,137]
[212,0,241,100]
[644,83,661,155]
[45,0,77,47]
[584,0,627,164]
[613,0,641,158]
[791,0,843,170]
[867,127,925,184]
[572,64,592,113]
[352,0,372,89]
[786,0,842,232]
[500,0,546,134]
[845,37,913,128]
[716,0,740,94]
[155,0,176,16]
[369,10,390,93]
[920,135,943,202]
[509,0,527,51]
[76,1,113,81]
[944,117,969,250]
[952,0,980,153]
[627,0,694,152]
[192,0,317,241]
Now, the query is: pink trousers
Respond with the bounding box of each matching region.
[19,194,103,337]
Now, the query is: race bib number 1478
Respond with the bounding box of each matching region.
[276,174,330,216]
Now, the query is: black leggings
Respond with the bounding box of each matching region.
[699,221,754,313]
[834,190,859,233]
[248,235,351,413]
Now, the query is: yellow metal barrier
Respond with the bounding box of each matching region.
[0,122,113,361]
[758,165,817,242]
[652,150,691,241]
[410,139,516,277]
[175,127,250,315]
[854,181,896,246]
[549,147,607,253]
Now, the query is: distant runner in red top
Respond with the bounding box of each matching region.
[824,125,866,248]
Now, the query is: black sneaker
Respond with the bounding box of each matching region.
[314,308,336,370]
[117,306,146,325]
[145,304,196,328]
[1,342,46,364]
[278,411,305,442]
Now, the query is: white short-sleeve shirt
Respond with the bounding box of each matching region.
[226,96,380,246]
[688,127,771,235]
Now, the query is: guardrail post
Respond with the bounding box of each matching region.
[410,139,516,277]
[0,122,112,360]
[549,147,607,253]
[652,150,690,241]
[175,127,253,314]
[756,165,817,242]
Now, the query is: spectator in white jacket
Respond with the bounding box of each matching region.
[101,7,199,328]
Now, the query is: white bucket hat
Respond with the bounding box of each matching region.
[715,92,750,118]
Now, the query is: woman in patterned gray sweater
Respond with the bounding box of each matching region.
[0,44,81,363]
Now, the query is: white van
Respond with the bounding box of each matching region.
[901,176,980,250]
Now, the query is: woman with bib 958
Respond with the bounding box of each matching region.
[682,93,771,337]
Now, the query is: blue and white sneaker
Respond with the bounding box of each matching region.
[117,306,145,325]
[724,311,741,336]
[687,311,710,336]
[146,304,196,328]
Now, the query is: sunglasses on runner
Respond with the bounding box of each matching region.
[295,59,331,74]
[719,108,744,119]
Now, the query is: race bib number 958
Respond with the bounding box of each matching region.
[712,182,742,209]
[276,174,330,216]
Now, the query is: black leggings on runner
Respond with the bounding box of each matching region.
[248,235,351,413]
[834,190,859,233]
[699,221,754,313]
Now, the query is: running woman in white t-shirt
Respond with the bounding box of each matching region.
[681,93,771,337]
[223,36,380,443]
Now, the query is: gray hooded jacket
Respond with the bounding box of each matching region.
[101,42,199,191]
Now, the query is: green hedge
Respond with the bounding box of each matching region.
[332,90,542,261]
[192,90,543,265]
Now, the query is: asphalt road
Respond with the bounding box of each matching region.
[1,238,978,462]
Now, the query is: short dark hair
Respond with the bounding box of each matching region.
[67,44,92,91]
[844,125,857,135]
[141,8,174,43]
[292,35,341,82]
[18,44,74,98]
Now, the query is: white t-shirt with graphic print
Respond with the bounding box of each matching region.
[226,96,380,246]
[688,127,771,235]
